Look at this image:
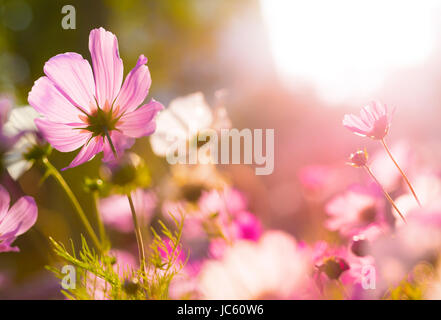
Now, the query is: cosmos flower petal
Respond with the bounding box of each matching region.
[0,196,38,237]
[28,76,84,123]
[63,136,104,170]
[343,101,390,139]
[0,185,11,220]
[43,52,96,113]
[117,100,163,138]
[89,28,124,107]
[114,55,151,114]
[0,97,12,126]
[35,118,91,152]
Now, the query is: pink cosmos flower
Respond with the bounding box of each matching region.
[197,188,262,258]
[325,185,388,238]
[0,185,38,252]
[29,27,163,169]
[311,241,376,298]
[98,188,156,233]
[0,97,17,151]
[343,101,391,140]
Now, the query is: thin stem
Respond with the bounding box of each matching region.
[92,190,107,247]
[128,193,146,275]
[41,157,103,252]
[381,138,421,207]
[104,131,147,274]
[364,165,407,224]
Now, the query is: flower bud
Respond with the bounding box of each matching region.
[318,257,350,280]
[348,149,368,167]
[101,152,151,190]
[83,177,104,193]
[351,235,369,257]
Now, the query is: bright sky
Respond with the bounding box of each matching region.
[260,0,441,104]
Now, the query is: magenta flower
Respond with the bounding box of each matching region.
[343,101,390,140]
[29,28,163,169]
[0,185,38,252]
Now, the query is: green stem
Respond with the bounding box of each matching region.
[104,131,146,274]
[92,190,107,247]
[381,138,421,207]
[364,165,407,224]
[41,156,103,252]
[128,193,146,275]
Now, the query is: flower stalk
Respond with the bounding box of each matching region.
[105,134,147,275]
[127,193,147,275]
[381,138,421,207]
[41,156,103,252]
[364,165,407,224]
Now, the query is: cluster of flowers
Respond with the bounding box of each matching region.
[1,27,441,300]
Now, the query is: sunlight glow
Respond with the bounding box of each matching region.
[260,0,441,104]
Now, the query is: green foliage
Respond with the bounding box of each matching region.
[384,262,435,300]
[47,213,187,300]
[146,212,188,300]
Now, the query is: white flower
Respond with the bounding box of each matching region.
[150,91,231,157]
[3,106,39,180]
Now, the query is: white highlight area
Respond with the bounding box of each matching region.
[260,0,441,103]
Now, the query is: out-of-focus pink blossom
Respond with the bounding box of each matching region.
[98,189,156,233]
[0,97,13,148]
[370,209,441,293]
[325,185,388,238]
[298,165,332,192]
[311,241,376,298]
[29,27,163,169]
[369,141,412,192]
[343,101,391,140]
[198,187,248,219]
[0,185,38,253]
[198,231,310,299]
[392,173,441,226]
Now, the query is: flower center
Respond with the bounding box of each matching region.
[84,105,120,138]
[358,205,376,224]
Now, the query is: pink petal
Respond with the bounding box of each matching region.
[44,52,96,113]
[28,76,84,123]
[0,185,10,220]
[63,136,104,170]
[0,235,19,253]
[360,107,375,124]
[89,28,123,107]
[98,189,156,233]
[114,55,151,115]
[342,114,369,136]
[0,97,12,126]
[0,196,37,236]
[98,193,134,232]
[102,131,135,162]
[117,100,163,138]
[35,118,91,152]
